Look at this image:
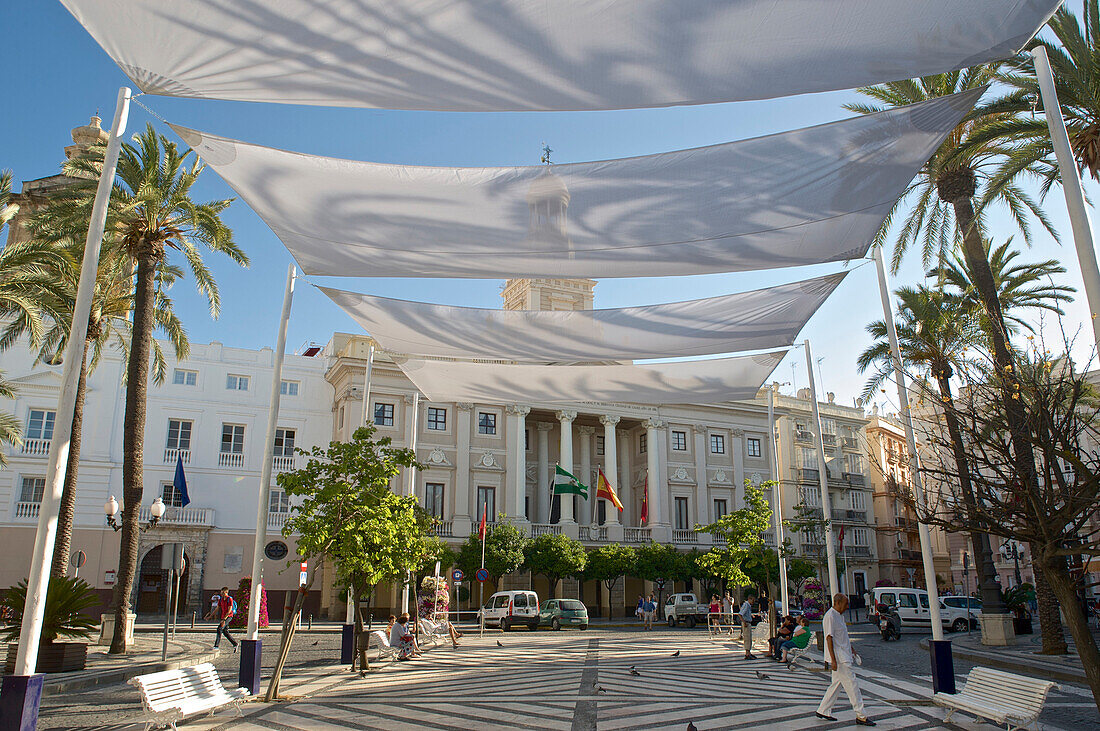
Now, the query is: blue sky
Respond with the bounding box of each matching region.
[4,3,1094,413]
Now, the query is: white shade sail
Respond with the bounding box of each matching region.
[170,89,980,279]
[61,0,1055,111]
[397,351,786,405]
[320,272,845,362]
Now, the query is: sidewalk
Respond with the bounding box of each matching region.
[920,626,1099,685]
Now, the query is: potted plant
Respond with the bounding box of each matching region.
[1003,583,1036,635]
[3,576,99,673]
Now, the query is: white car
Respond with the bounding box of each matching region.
[477,590,540,631]
[940,596,982,633]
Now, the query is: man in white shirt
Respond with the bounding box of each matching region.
[739,597,756,659]
[816,593,876,726]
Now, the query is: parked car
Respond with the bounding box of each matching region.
[477,590,540,631]
[664,593,709,627]
[539,598,589,630]
[940,596,982,633]
[868,586,968,632]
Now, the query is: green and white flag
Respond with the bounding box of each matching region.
[553,464,589,498]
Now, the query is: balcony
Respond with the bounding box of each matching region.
[143,505,214,526]
[842,437,859,450]
[624,527,651,543]
[579,525,608,542]
[164,448,191,465]
[267,511,291,530]
[843,473,865,487]
[529,523,562,538]
[21,439,50,457]
[822,434,836,447]
[797,468,820,483]
[831,509,867,522]
[898,549,922,561]
[430,520,454,538]
[672,529,698,545]
[14,501,40,520]
[847,546,871,557]
[794,430,814,443]
[800,544,823,558]
[710,533,727,546]
[273,454,295,472]
[894,516,918,530]
[218,451,244,468]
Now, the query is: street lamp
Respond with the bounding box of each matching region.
[1002,541,1024,586]
[104,495,166,531]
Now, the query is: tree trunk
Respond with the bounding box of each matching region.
[1033,561,1068,655]
[1038,552,1100,712]
[934,372,1007,614]
[267,560,321,701]
[50,339,89,578]
[110,250,158,654]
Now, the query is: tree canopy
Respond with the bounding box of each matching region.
[456,521,528,582]
[524,533,586,597]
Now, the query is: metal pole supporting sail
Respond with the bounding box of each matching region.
[767,386,790,613]
[803,340,840,596]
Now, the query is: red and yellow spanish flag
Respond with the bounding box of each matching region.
[596,468,624,512]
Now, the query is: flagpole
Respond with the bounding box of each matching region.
[479,505,486,639]
[804,340,840,596]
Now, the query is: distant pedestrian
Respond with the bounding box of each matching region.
[636,594,645,621]
[722,592,735,634]
[739,597,756,659]
[210,586,238,651]
[642,594,657,630]
[816,593,875,726]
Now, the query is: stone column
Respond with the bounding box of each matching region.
[506,405,530,523]
[600,416,621,526]
[578,426,595,525]
[645,418,669,540]
[618,429,631,527]
[536,423,554,523]
[692,424,709,528]
[731,428,746,509]
[455,403,473,535]
[557,410,577,526]
[403,393,419,497]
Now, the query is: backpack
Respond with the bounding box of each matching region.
[230,597,238,616]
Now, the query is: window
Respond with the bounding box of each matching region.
[19,477,45,503]
[851,490,867,511]
[596,436,605,456]
[713,499,728,520]
[162,482,185,508]
[273,428,295,457]
[226,374,249,391]
[671,430,687,451]
[26,410,55,441]
[847,454,865,474]
[747,438,761,457]
[220,424,245,454]
[525,429,530,451]
[898,593,918,609]
[427,407,447,431]
[799,447,818,469]
[851,527,869,546]
[269,489,290,513]
[821,418,837,435]
[709,434,725,454]
[374,402,394,426]
[172,369,197,386]
[879,592,897,607]
[425,482,445,520]
[338,407,345,429]
[478,412,497,435]
[801,487,821,507]
[166,419,192,451]
[280,380,299,396]
[674,497,690,530]
[639,433,647,453]
[476,486,496,521]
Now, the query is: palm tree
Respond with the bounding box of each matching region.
[35,125,246,652]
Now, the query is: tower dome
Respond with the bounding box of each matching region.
[65,116,109,160]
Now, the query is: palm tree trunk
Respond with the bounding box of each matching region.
[110,250,157,654]
[1032,561,1068,654]
[934,372,1007,614]
[50,338,89,578]
[1036,550,1100,711]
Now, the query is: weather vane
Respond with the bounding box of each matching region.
[540,143,553,165]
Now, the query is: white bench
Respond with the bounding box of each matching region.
[419,618,450,647]
[128,662,249,731]
[933,666,1057,731]
[372,630,399,661]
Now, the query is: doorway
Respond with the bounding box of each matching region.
[136,544,189,615]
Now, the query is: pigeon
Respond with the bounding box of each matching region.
[671,650,680,657]
[593,684,607,693]
[629,667,641,677]
[311,641,319,646]
[687,722,698,731]
[496,640,504,647]
[755,670,769,680]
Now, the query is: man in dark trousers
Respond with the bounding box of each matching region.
[208,586,239,651]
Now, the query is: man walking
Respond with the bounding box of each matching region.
[739,595,756,659]
[816,593,875,726]
[209,586,239,651]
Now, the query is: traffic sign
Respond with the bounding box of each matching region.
[71,550,87,569]
[300,561,308,585]
[452,568,464,582]
[475,568,489,582]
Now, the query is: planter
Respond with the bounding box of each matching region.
[4,641,87,674]
[1014,614,1033,635]
[97,611,135,648]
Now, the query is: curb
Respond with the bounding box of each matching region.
[918,638,1087,685]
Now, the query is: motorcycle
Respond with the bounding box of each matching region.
[878,603,901,641]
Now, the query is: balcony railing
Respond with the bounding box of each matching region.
[842,437,859,450]
[430,520,454,538]
[843,473,865,487]
[579,525,608,542]
[898,549,922,561]
[710,533,727,546]
[800,545,823,558]
[144,505,214,526]
[797,468,820,483]
[822,434,836,446]
[14,501,40,520]
[672,529,698,545]
[21,439,50,457]
[273,454,295,472]
[267,511,291,530]
[529,523,562,538]
[795,430,814,443]
[164,448,191,465]
[831,509,867,522]
[847,545,871,557]
[624,527,651,543]
[218,451,244,468]
[894,516,918,530]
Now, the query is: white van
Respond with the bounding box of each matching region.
[869,586,934,628]
[478,590,540,631]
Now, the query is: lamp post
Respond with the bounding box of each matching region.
[1003,541,1024,587]
[104,496,167,531]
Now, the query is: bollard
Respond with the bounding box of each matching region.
[308,614,312,630]
[191,612,195,629]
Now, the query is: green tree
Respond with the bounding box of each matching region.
[635,542,687,617]
[34,126,247,653]
[783,500,832,590]
[456,521,528,585]
[583,544,635,618]
[523,532,586,599]
[272,425,424,695]
[696,481,774,591]
[786,557,818,597]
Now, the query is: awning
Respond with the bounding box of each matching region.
[396,351,785,405]
[320,272,845,361]
[169,89,981,279]
[62,0,1056,110]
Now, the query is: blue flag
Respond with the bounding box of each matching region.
[174,455,191,507]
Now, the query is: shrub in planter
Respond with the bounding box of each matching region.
[230,576,268,629]
[2,576,98,673]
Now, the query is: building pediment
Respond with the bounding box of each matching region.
[471,451,504,472]
[8,370,63,390]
